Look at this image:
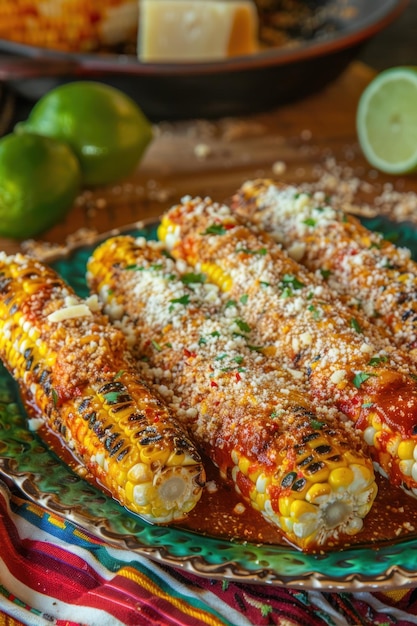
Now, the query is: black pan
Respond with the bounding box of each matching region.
[0,0,409,121]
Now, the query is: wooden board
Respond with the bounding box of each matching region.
[2,61,417,255]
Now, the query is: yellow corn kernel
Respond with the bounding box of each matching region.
[278,496,293,517]
[200,262,232,292]
[398,439,415,460]
[399,459,414,477]
[238,455,251,476]
[255,491,267,510]
[371,413,382,431]
[329,466,354,489]
[0,253,205,526]
[290,499,317,520]
[306,483,332,503]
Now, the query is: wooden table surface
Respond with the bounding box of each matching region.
[0,1,416,256]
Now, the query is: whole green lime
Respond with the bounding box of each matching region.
[17,81,153,186]
[0,133,81,240]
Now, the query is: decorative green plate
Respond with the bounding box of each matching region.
[2,217,417,592]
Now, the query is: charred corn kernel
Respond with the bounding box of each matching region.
[232,178,417,358]
[159,194,417,501]
[0,0,138,52]
[87,235,377,551]
[0,252,205,525]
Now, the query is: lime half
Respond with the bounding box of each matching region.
[356,67,417,175]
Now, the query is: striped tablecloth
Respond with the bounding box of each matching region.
[1,481,417,626]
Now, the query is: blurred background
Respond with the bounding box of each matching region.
[359,0,416,69]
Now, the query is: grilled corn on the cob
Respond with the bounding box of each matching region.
[0,252,204,523]
[0,0,138,52]
[232,179,417,356]
[158,197,417,499]
[87,235,377,551]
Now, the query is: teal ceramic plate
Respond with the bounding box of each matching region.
[2,217,417,592]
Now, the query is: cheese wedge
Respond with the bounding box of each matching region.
[138,0,259,62]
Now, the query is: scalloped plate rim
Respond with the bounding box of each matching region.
[2,217,417,592]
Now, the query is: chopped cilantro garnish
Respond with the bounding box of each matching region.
[319,268,331,280]
[368,355,388,366]
[234,319,251,333]
[282,274,305,289]
[170,294,190,306]
[350,318,362,333]
[202,224,227,235]
[240,294,249,304]
[303,218,316,227]
[52,388,59,407]
[236,246,267,256]
[181,272,206,285]
[352,372,377,389]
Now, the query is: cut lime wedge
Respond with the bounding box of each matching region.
[356,66,417,175]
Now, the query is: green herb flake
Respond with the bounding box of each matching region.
[240,294,249,304]
[362,402,374,409]
[236,246,267,256]
[202,224,227,236]
[170,294,190,306]
[247,344,264,352]
[234,319,251,333]
[350,318,362,334]
[52,388,59,407]
[308,304,321,320]
[125,264,144,271]
[152,340,162,352]
[310,419,325,430]
[225,299,237,309]
[181,272,206,285]
[319,268,332,280]
[303,218,316,227]
[368,355,388,366]
[282,274,305,290]
[352,372,377,389]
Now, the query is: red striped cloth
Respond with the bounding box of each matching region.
[1,480,417,626]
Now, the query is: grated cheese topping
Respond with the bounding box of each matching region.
[234,180,417,355]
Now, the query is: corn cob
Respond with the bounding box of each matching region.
[158,197,417,499]
[87,234,377,551]
[232,179,417,357]
[0,0,138,52]
[0,252,204,524]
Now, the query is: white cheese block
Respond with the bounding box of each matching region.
[138,0,259,62]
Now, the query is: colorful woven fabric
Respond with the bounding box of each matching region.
[1,481,417,626]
